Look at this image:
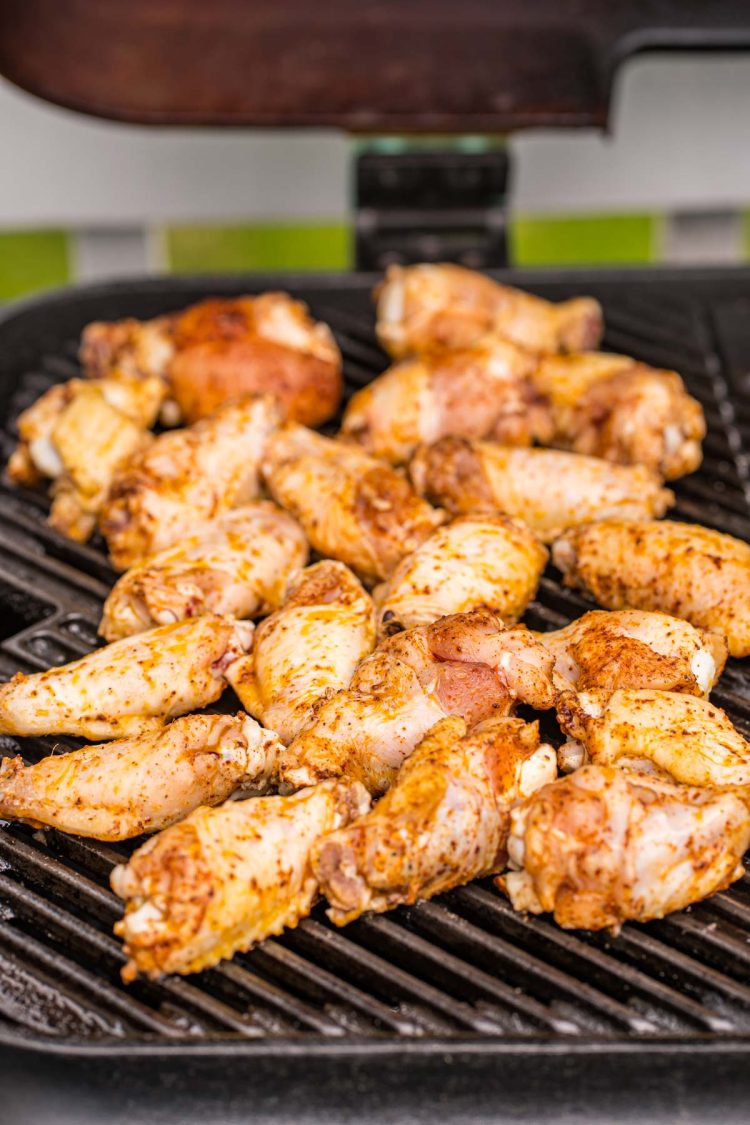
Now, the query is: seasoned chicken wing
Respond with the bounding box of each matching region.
[497,765,750,932]
[340,336,551,465]
[262,422,445,583]
[538,610,726,697]
[553,519,750,658]
[557,689,750,787]
[410,438,673,541]
[100,502,308,641]
[101,395,282,570]
[374,514,547,636]
[0,712,282,840]
[280,609,555,795]
[531,352,705,480]
[111,778,371,979]
[313,715,557,925]
[375,263,603,358]
[0,615,251,740]
[81,292,342,427]
[227,561,375,744]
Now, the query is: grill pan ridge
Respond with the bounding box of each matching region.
[2,268,750,1120]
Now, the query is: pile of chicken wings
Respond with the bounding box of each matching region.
[3,265,750,983]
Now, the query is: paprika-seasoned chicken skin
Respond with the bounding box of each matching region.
[0,712,282,841]
[262,422,444,583]
[340,336,551,465]
[227,561,375,744]
[553,519,750,658]
[280,609,556,795]
[557,689,750,787]
[100,503,308,641]
[112,778,371,979]
[81,292,343,428]
[374,515,547,636]
[498,766,750,932]
[101,394,282,570]
[537,610,726,697]
[313,715,557,925]
[531,352,705,480]
[0,615,251,740]
[410,439,673,542]
[375,263,603,358]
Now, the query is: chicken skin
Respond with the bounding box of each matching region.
[0,615,251,740]
[81,292,343,428]
[339,336,551,465]
[497,765,750,932]
[374,514,547,636]
[553,519,750,658]
[280,609,556,795]
[0,712,282,841]
[557,689,750,787]
[227,561,376,744]
[409,438,673,542]
[101,395,282,570]
[313,715,557,925]
[262,422,445,583]
[537,610,726,697]
[375,263,603,358]
[531,352,705,480]
[112,778,371,979]
[100,503,308,641]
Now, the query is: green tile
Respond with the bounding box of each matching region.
[0,230,71,299]
[165,223,353,273]
[510,213,658,267]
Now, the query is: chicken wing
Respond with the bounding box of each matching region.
[531,352,705,480]
[111,778,371,979]
[497,765,750,932]
[409,438,673,541]
[556,689,750,787]
[339,336,551,465]
[538,610,726,697]
[0,615,251,740]
[100,503,308,641]
[0,712,282,840]
[280,609,555,795]
[313,714,557,925]
[375,263,603,358]
[101,394,282,570]
[374,514,547,636]
[262,422,445,583]
[81,292,342,427]
[553,519,750,658]
[227,561,375,744]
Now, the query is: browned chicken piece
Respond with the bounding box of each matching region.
[410,438,673,542]
[280,609,556,796]
[111,778,371,979]
[313,714,557,925]
[100,502,308,641]
[0,712,283,840]
[556,689,750,787]
[497,765,750,932]
[262,422,445,583]
[531,352,705,480]
[537,610,727,697]
[101,394,282,570]
[81,292,343,427]
[339,335,552,465]
[375,263,603,358]
[0,615,251,740]
[227,561,375,744]
[374,514,547,636]
[553,519,750,658]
